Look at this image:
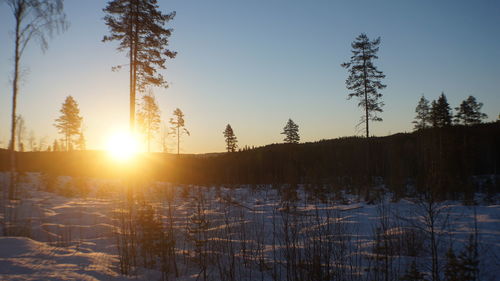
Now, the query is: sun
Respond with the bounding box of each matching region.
[106,131,140,161]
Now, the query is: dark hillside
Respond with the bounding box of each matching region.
[1,123,499,196]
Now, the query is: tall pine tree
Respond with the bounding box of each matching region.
[223,124,238,152]
[54,96,83,151]
[103,0,176,132]
[454,96,488,125]
[281,118,300,144]
[413,95,431,130]
[169,108,189,155]
[341,33,386,138]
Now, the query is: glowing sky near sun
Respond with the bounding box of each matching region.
[0,0,499,153]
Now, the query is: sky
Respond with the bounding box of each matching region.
[0,0,499,153]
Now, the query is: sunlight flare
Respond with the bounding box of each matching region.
[106,131,140,161]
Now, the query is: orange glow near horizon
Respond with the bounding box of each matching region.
[106,130,140,162]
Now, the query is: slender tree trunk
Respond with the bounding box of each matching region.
[131,1,140,134]
[9,13,21,199]
[177,126,180,155]
[129,51,135,132]
[362,47,371,186]
[66,133,69,151]
[129,2,136,133]
[362,48,369,139]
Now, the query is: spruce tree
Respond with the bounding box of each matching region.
[413,95,431,130]
[223,124,238,152]
[281,118,300,144]
[54,96,83,151]
[103,0,176,132]
[430,93,453,128]
[137,91,161,152]
[169,108,190,155]
[341,33,386,138]
[454,96,488,125]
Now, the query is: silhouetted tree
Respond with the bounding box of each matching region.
[454,96,488,125]
[6,0,67,199]
[76,131,86,151]
[160,124,170,153]
[430,93,453,128]
[169,108,189,155]
[454,235,479,281]
[413,95,432,130]
[223,124,238,152]
[137,91,161,152]
[28,130,37,151]
[444,247,460,281]
[52,139,60,151]
[54,96,83,151]
[281,118,300,144]
[341,33,386,138]
[15,115,26,151]
[103,0,176,132]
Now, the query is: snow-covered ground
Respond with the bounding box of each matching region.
[0,173,499,280]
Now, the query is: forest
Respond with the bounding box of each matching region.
[1,122,499,200]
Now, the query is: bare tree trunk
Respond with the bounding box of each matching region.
[362,47,371,187]
[9,10,22,200]
[129,2,136,133]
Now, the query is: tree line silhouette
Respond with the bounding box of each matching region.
[2,122,498,201]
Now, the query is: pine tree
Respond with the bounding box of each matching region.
[103,0,176,132]
[413,95,431,130]
[169,108,190,155]
[430,93,453,128]
[341,33,386,138]
[457,235,479,281]
[136,203,163,269]
[54,96,83,151]
[281,118,300,144]
[137,91,161,152]
[454,96,488,125]
[223,124,238,152]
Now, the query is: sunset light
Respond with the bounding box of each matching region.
[0,1,498,280]
[106,131,140,161]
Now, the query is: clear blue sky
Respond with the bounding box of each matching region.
[1,0,499,153]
